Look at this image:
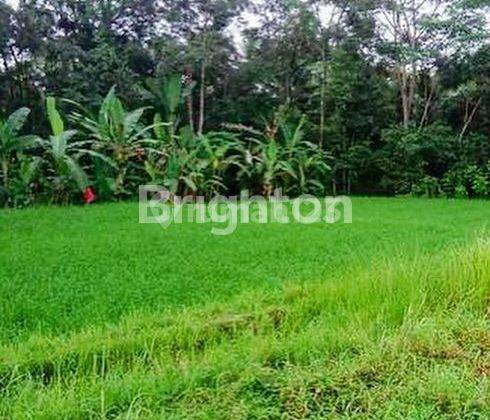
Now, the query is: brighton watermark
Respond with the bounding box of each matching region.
[139,186,352,236]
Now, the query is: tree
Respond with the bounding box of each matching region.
[3,0,159,115]
[161,0,248,135]
[372,0,488,127]
[326,46,395,194]
[441,45,489,141]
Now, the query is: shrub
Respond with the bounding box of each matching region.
[441,164,489,198]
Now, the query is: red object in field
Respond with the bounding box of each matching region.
[84,187,96,204]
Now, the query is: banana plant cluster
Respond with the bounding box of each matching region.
[0,82,331,207]
[226,113,330,196]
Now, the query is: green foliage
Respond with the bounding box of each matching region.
[326,47,396,194]
[442,164,489,198]
[378,123,488,198]
[46,97,65,136]
[38,98,88,202]
[37,97,110,203]
[1,0,489,415]
[142,74,184,141]
[0,107,38,205]
[411,175,442,198]
[69,87,157,197]
[8,155,42,207]
[0,1,488,205]
[227,111,330,196]
[146,128,244,196]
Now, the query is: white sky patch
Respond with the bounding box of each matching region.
[226,1,342,54]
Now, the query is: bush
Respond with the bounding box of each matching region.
[441,164,489,198]
[378,124,457,195]
[411,175,442,198]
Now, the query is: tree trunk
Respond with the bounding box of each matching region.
[186,75,195,134]
[400,67,411,128]
[198,58,205,136]
[285,73,291,105]
[419,77,435,129]
[187,95,195,134]
[459,98,482,142]
[410,61,417,120]
[198,24,208,137]
[319,46,326,149]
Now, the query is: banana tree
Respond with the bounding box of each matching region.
[69,87,162,197]
[39,97,109,203]
[155,130,217,197]
[278,115,330,194]
[141,74,183,143]
[225,120,297,195]
[226,113,330,195]
[290,146,330,194]
[256,138,297,196]
[196,131,247,196]
[162,149,203,196]
[0,107,38,190]
[9,154,42,207]
[145,129,245,197]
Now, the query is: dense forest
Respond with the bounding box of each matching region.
[0,0,488,206]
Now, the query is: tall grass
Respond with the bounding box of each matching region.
[0,239,488,418]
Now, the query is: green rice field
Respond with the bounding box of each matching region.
[0,198,488,418]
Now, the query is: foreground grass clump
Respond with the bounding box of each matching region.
[0,238,488,418]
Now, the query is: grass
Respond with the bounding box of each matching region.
[0,197,488,418]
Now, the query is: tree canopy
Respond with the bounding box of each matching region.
[0,0,488,205]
